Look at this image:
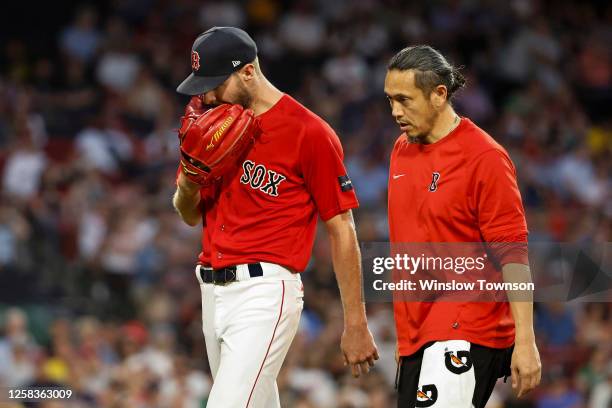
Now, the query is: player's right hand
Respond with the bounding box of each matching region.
[341,323,379,378]
[511,338,542,398]
[177,170,200,195]
[183,95,205,118]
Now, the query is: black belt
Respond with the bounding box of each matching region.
[199,263,264,284]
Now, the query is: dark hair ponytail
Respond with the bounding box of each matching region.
[449,66,466,96]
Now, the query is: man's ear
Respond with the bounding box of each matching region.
[239,64,256,82]
[430,84,448,109]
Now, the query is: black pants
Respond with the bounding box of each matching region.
[396,340,513,408]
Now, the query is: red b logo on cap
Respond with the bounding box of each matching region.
[191,51,200,71]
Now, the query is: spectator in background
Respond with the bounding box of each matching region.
[0,308,39,387]
[345,151,388,209]
[1,91,47,200]
[589,363,612,408]
[74,106,134,175]
[59,6,101,63]
[578,349,610,397]
[537,365,584,408]
[536,303,576,348]
[95,17,140,93]
[279,2,325,56]
[199,1,246,28]
[2,134,47,200]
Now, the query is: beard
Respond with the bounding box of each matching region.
[409,104,440,143]
[211,81,253,109]
[233,82,253,109]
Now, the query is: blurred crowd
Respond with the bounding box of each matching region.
[0,0,610,407]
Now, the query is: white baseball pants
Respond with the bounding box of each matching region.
[196,263,303,407]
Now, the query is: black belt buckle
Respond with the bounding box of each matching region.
[215,267,236,284]
[200,264,262,285]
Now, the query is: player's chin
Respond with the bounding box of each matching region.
[400,123,418,133]
[403,127,419,138]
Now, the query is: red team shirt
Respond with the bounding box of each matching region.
[388,118,529,356]
[196,95,358,271]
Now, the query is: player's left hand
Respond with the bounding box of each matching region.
[510,338,542,398]
[341,323,379,378]
[178,102,258,186]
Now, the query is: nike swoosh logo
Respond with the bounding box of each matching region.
[393,174,406,179]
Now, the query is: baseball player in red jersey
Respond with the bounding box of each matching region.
[384,46,541,407]
[172,27,378,407]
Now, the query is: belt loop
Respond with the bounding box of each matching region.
[236,264,255,281]
[249,263,264,278]
[234,265,246,281]
[195,265,204,285]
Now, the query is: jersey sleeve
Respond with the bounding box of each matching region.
[198,184,220,266]
[299,121,359,221]
[472,149,529,265]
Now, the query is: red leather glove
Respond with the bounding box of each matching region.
[178,103,259,185]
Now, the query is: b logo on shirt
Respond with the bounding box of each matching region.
[240,160,287,197]
[429,172,440,192]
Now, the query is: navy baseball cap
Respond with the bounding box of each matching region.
[176,26,258,95]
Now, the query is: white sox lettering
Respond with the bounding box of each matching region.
[251,164,267,188]
[240,160,287,197]
[261,171,287,196]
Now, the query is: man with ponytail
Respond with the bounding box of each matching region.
[384,45,541,407]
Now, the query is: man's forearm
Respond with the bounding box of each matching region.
[327,213,367,326]
[503,263,536,341]
[172,184,201,226]
[503,263,541,397]
[326,212,379,375]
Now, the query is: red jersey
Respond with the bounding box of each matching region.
[197,95,358,271]
[388,118,528,356]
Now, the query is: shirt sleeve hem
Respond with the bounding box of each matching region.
[319,201,359,222]
[482,226,529,241]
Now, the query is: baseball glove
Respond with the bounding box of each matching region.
[178,97,258,185]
